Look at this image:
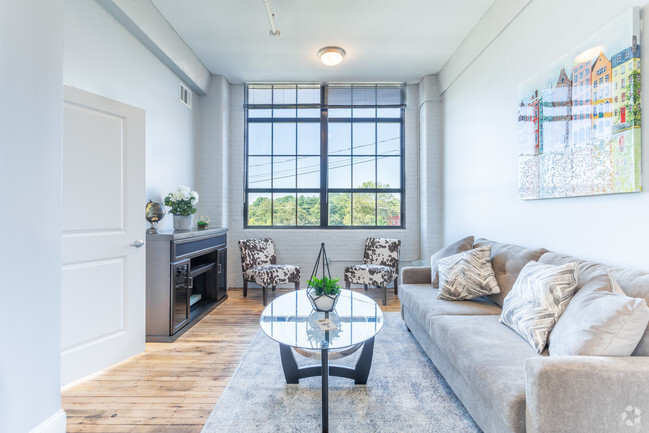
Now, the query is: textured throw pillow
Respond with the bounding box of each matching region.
[436,246,500,301]
[500,261,579,354]
[430,236,474,288]
[550,271,649,356]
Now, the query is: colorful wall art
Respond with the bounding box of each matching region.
[518,9,642,199]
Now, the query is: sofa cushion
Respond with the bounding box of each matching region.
[429,315,541,433]
[539,251,649,356]
[437,246,500,301]
[398,284,501,333]
[430,236,474,288]
[474,239,547,307]
[500,261,579,354]
[549,273,649,356]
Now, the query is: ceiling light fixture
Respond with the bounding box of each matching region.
[317,46,346,66]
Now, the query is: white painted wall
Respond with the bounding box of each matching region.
[226,84,422,288]
[0,0,65,432]
[441,0,649,270]
[64,0,198,231]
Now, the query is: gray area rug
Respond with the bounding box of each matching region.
[202,312,482,433]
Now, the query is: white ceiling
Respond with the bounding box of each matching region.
[151,0,494,84]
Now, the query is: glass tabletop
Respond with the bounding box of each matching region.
[260,289,383,350]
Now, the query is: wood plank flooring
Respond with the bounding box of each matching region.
[61,287,401,433]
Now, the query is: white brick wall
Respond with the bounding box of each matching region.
[418,75,444,259]
[225,84,424,288]
[194,75,229,227]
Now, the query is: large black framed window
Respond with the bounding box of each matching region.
[244,83,405,228]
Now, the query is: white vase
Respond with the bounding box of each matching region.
[173,214,192,231]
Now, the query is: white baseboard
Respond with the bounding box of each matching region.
[30,409,66,433]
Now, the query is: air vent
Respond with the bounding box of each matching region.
[179,82,192,108]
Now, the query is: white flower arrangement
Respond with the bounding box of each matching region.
[164,185,199,216]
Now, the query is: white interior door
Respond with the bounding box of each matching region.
[61,85,146,386]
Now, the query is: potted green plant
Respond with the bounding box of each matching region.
[164,185,198,231]
[196,215,210,230]
[306,275,342,312]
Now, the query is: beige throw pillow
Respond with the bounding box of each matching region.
[500,261,579,354]
[430,236,474,288]
[437,246,500,301]
[550,272,649,356]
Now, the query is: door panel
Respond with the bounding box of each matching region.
[61,85,145,386]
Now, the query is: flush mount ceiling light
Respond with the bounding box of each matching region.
[317,46,346,66]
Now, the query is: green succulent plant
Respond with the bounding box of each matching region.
[307,276,341,296]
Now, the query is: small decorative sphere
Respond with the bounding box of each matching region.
[145,200,166,223]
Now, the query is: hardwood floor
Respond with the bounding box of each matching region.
[61,287,401,433]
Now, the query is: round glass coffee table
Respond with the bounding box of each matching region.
[260,289,383,433]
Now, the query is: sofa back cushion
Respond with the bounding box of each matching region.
[474,238,547,307]
[539,252,649,356]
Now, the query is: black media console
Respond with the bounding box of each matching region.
[145,228,228,342]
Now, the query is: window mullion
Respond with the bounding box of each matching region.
[320,84,328,227]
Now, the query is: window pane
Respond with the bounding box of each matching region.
[328,123,351,155]
[298,193,320,225]
[273,108,296,118]
[273,193,296,226]
[248,109,272,118]
[328,87,351,105]
[328,193,351,226]
[248,156,271,188]
[353,193,376,225]
[377,157,400,188]
[273,123,296,155]
[248,193,271,226]
[328,156,351,188]
[376,87,401,105]
[377,108,401,118]
[353,123,375,155]
[297,109,320,118]
[353,156,375,188]
[377,193,401,226]
[273,156,296,188]
[297,123,320,155]
[248,87,272,104]
[353,108,375,118]
[273,86,296,104]
[377,123,401,154]
[248,123,272,154]
[297,157,320,188]
[329,108,352,118]
[297,86,320,104]
[352,86,376,105]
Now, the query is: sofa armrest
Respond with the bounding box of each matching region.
[525,356,649,433]
[400,266,432,285]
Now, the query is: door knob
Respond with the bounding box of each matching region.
[129,240,145,248]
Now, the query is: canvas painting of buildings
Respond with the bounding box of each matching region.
[518,9,642,199]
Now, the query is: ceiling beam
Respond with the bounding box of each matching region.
[97,0,211,95]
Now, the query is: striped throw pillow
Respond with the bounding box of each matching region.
[436,246,500,301]
[500,261,579,353]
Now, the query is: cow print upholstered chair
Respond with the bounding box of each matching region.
[344,238,401,306]
[238,238,300,306]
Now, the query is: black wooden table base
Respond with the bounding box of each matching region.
[278,337,375,433]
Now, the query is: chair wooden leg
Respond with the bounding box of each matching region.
[394,276,398,295]
[262,286,267,306]
[272,285,276,291]
[382,285,387,306]
[345,281,350,290]
[363,284,368,291]
[294,281,299,291]
[243,280,248,297]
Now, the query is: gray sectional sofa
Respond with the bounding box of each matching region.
[399,238,649,433]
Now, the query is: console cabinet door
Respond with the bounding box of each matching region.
[217,247,228,301]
